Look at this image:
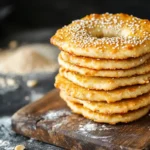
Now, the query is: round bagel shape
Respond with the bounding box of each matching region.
[60,91,150,114]
[59,68,150,90]
[58,54,150,77]
[55,75,150,103]
[65,100,150,124]
[60,51,150,70]
[51,13,150,59]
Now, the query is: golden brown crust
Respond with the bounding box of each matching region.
[59,54,150,77]
[65,100,150,124]
[60,51,150,70]
[60,91,150,114]
[59,67,150,90]
[52,13,150,124]
[55,74,150,103]
[51,13,150,59]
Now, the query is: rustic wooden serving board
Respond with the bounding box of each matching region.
[12,89,150,150]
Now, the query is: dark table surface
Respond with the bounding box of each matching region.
[0,72,65,150]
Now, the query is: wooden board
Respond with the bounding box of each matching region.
[12,89,150,150]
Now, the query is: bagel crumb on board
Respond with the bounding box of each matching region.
[27,80,38,87]
[14,145,25,150]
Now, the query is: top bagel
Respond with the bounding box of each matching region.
[51,13,150,59]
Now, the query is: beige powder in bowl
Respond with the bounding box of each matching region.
[0,44,59,75]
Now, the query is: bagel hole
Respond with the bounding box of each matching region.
[90,29,119,38]
[92,32,117,38]
[97,35,116,38]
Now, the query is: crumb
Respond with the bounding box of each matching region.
[9,40,18,49]
[24,96,30,101]
[14,145,25,150]
[27,80,38,87]
[6,78,16,86]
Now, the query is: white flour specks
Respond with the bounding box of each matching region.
[27,138,35,143]
[52,119,69,130]
[0,140,14,150]
[78,121,113,142]
[99,124,114,131]
[79,122,97,132]
[44,109,71,120]
[0,116,11,127]
[0,116,15,150]
[0,140,10,147]
[79,122,113,132]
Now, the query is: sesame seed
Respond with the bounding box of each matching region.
[59,13,150,50]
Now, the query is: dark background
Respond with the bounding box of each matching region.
[0,0,150,47]
[0,1,150,149]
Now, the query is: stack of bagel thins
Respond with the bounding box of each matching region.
[51,13,150,124]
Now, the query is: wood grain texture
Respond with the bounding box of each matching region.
[12,89,150,150]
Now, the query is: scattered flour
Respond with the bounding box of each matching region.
[0,116,11,127]
[44,109,71,120]
[0,116,63,150]
[79,122,113,132]
[27,138,35,143]
[0,116,15,150]
[79,122,97,132]
[99,125,114,131]
[0,140,10,147]
[78,121,113,142]
[52,119,69,130]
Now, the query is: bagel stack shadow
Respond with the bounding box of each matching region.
[51,13,150,124]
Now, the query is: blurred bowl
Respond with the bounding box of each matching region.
[0,42,60,115]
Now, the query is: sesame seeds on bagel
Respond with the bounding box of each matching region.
[51,13,150,59]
